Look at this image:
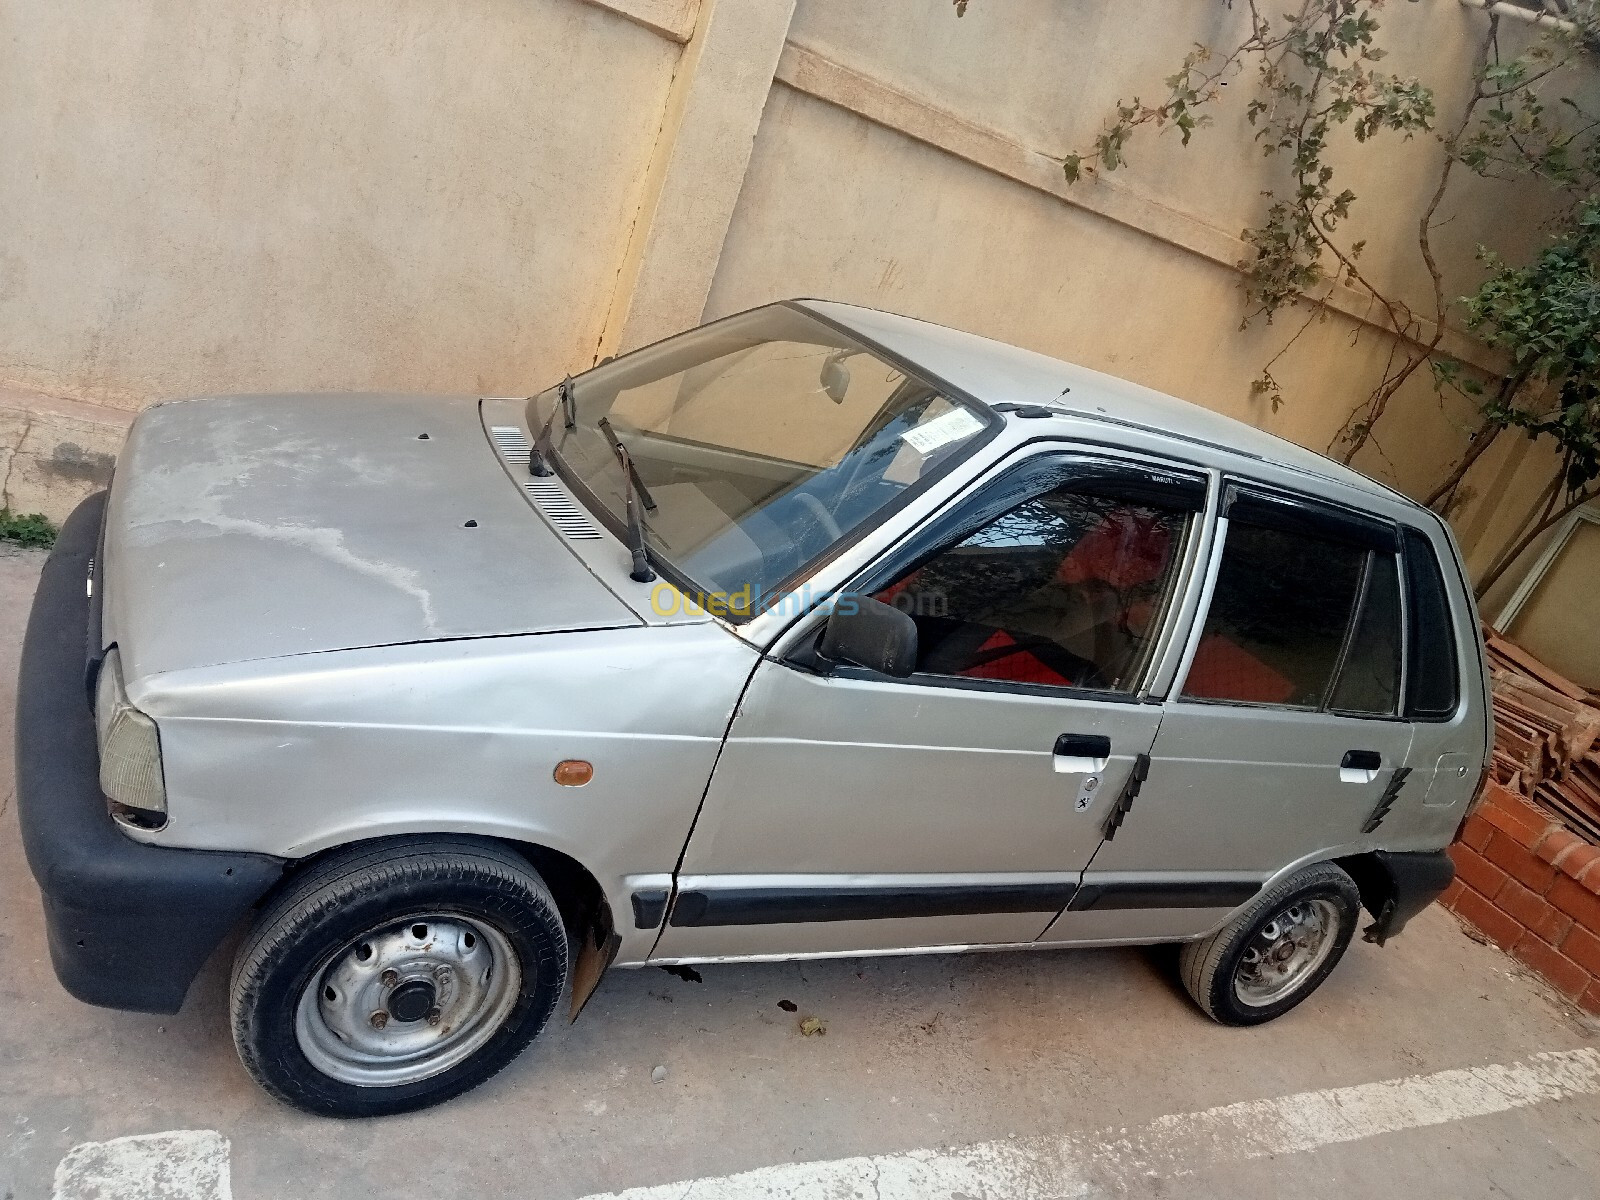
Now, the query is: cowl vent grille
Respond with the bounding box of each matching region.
[489,425,602,540]
[525,481,602,540]
[490,425,532,459]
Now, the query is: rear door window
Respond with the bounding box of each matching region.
[1329,550,1402,715]
[1181,487,1402,715]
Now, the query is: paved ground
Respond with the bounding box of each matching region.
[3,545,1599,1199]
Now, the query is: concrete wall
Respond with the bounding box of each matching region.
[0,0,1585,594]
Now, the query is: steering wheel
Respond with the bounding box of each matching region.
[793,491,844,553]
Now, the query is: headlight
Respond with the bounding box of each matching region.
[95,648,168,827]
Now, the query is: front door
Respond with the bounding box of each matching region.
[1041,483,1414,944]
[651,453,1208,961]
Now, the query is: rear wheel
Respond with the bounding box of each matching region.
[231,837,568,1116]
[1178,862,1360,1026]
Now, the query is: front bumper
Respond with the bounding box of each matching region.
[16,492,285,1013]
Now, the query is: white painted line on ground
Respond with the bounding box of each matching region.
[52,1130,231,1200]
[578,1047,1600,1199]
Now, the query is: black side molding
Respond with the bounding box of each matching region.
[631,889,670,930]
[1067,878,1260,911]
[668,882,1077,927]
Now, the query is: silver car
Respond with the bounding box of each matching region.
[18,300,1490,1116]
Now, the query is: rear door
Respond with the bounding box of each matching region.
[1040,481,1413,944]
[649,451,1211,961]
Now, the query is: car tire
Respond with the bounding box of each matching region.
[230,836,568,1117]
[1178,861,1361,1026]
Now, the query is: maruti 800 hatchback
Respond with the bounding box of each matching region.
[18,301,1488,1116]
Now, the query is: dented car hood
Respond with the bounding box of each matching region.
[102,394,639,679]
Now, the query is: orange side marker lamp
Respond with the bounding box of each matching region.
[553,759,594,787]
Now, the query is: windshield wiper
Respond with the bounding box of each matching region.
[529,376,578,478]
[596,417,657,583]
[597,417,658,512]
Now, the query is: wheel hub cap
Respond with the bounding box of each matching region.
[294,914,521,1087]
[386,979,437,1023]
[1232,898,1339,1008]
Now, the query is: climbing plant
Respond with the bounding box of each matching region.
[955,0,1600,593]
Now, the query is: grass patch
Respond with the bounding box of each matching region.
[0,508,57,548]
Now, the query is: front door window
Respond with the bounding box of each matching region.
[874,487,1193,694]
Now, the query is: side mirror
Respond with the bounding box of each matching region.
[818,597,918,677]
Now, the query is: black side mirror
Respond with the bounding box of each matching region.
[818,597,918,677]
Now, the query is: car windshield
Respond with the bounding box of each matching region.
[533,304,995,621]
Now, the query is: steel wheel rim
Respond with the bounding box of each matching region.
[295,913,521,1087]
[1232,897,1340,1008]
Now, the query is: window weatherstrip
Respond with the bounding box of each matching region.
[1145,471,1221,699]
[1169,516,1230,700]
[1222,482,1399,553]
[1321,549,1376,712]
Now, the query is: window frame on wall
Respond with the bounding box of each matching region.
[1171,481,1409,722]
[1493,505,1600,632]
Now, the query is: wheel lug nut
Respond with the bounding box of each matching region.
[370,1011,389,1029]
[380,969,399,987]
[433,965,451,981]
[425,1007,442,1026]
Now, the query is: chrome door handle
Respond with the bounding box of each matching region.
[1340,749,1382,783]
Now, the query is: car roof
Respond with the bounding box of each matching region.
[795,299,1403,503]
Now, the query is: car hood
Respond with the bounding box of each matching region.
[103,393,639,679]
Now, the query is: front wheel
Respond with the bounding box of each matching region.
[1178,862,1361,1026]
[230,837,568,1117]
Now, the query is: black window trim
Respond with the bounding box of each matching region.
[782,449,1210,703]
[1176,479,1408,722]
[1399,523,1464,723]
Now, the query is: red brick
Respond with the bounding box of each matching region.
[1510,933,1592,999]
[1450,887,1526,951]
[1483,830,1558,894]
[1458,813,1494,852]
[1581,856,1600,889]
[1439,878,1467,911]
[1535,827,1583,868]
[1561,923,1600,977]
[1481,786,1557,848]
[1581,979,1600,1016]
[1548,874,1600,929]
[1551,840,1600,881]
[1450,844,1510,900]
[1494,879,1572,945]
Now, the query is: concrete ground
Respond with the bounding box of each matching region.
[3,545,1599,1200]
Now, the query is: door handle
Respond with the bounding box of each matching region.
[1340,749,1382,783]
[1053,733,1111,774]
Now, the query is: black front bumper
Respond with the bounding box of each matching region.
[16,492,285,1013]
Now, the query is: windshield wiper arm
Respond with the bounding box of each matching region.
[596,417,658,512]
[559,375,577,429]
[529,376,579,478]
[595,417,657,583]
[617,441,656,583]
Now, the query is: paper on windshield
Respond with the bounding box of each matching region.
[899,407,986,457]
